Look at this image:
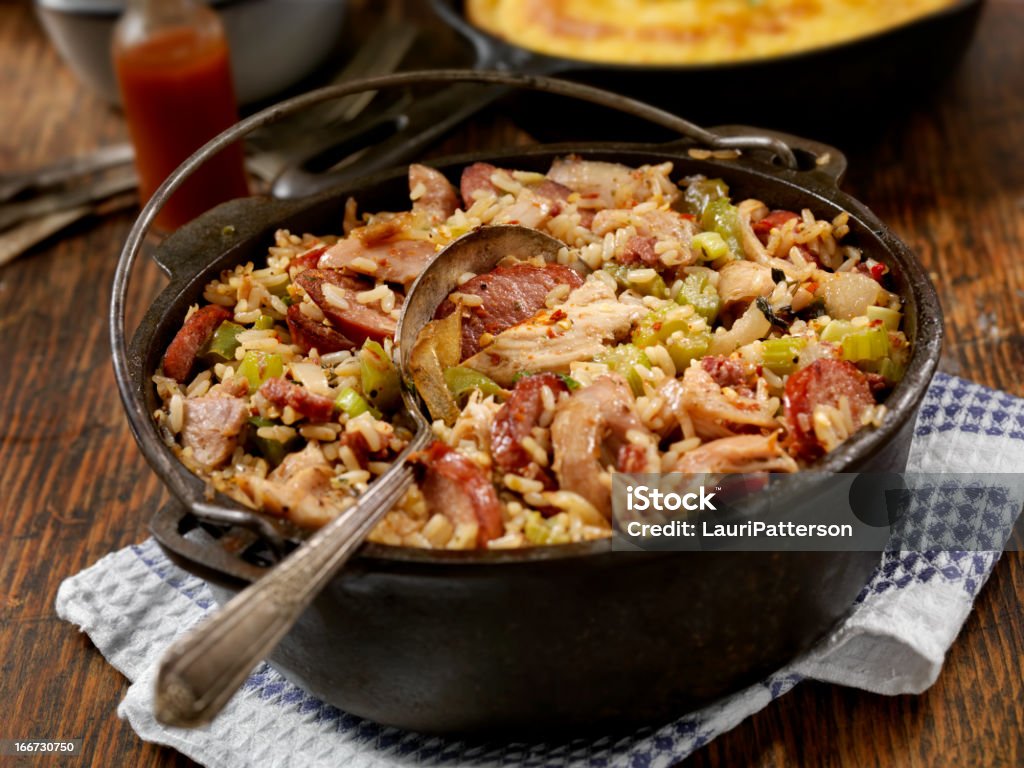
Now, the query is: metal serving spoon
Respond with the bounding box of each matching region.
[154,224,565,727]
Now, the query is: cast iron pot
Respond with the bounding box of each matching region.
[111,71,942,736]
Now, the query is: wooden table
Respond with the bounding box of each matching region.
[2,0,1021,765]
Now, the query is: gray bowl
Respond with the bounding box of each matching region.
[34,0,347,106]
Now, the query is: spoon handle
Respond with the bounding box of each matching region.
[154,431,427,727]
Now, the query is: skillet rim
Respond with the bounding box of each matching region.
[430,0,983,75]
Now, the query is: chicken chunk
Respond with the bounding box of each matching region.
[462,276,645,386]
[673,434,798,474]
[181,396,248,468]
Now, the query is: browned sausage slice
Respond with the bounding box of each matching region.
[784,359,876,461]
[286,304,355,355]
[295,269,398,344]
[162,305,231,383]
[259,377,335,423]
[490,373,568,487]
[418,442,503,546]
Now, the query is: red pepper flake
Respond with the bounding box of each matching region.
[870,263,888,281]
[550,309,567,322]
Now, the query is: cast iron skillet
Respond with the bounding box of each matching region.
[111,71,942,735]
[428,0,984,133]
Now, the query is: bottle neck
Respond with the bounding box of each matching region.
[114,0,223,52]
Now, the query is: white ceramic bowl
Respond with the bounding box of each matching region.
[35,0,348,106]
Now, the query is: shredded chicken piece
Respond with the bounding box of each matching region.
[707,300,773,356]
[236,444,347,528]
[680,365,780,440]
[642,377,696,439]
[716,260,776,307]
[673,433,798,474]
[737,199,775,265]
[463,276,645,386]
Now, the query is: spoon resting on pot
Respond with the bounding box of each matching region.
[154,224,566,727]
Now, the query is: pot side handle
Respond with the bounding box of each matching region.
[709,124,848,187]
[148,194,306,282]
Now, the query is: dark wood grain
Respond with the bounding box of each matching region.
[1,0,1021,766]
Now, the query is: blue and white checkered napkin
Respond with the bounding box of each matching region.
[56,373,1024,768]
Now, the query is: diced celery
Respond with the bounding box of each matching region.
[267,278,291,298]
[877,357,906,384]
[665,330,711,371]
[762,337,808,375]
[445,366,504,404]
[700,198,742,258]
[254,314,275,330]
[866,305,902,331]
[594,344,651,396]
[359,340,401,412]
[675,272,720,323]
[841,327,891,362]
[682,177,730,217]
[632,305,696,348]
[691,231,729,262]
[821,320,857,343]
[335,387,380,419]
[603,263,668,299]
[523,511,571,546]
[201,321,244,363]
[237,351,283,393]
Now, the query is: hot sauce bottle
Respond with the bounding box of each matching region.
[113,0,249,231]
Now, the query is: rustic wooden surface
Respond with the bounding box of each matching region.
[1,0,1022,765]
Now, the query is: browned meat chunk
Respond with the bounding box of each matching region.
[286,304,355,354]
[418,442,503,545]
[181,396,247,468]
[410,163,459,220]
[618,235,658,267]
[550,375,654,518]
[490,373,568,487]
[701,355,754,391]
[319,230,437,288]
[784,359,876,461]
[294,269,398,344]
[437,263,584,359]
[259,377,335,423]
[162,305,231,383]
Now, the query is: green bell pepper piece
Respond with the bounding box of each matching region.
[335,387,381,419]
[201,321,244,364]
[237,351,283,393]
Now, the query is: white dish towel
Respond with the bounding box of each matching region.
[56,373,1024,767]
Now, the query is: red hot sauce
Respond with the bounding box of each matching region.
[113,2,249,231]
